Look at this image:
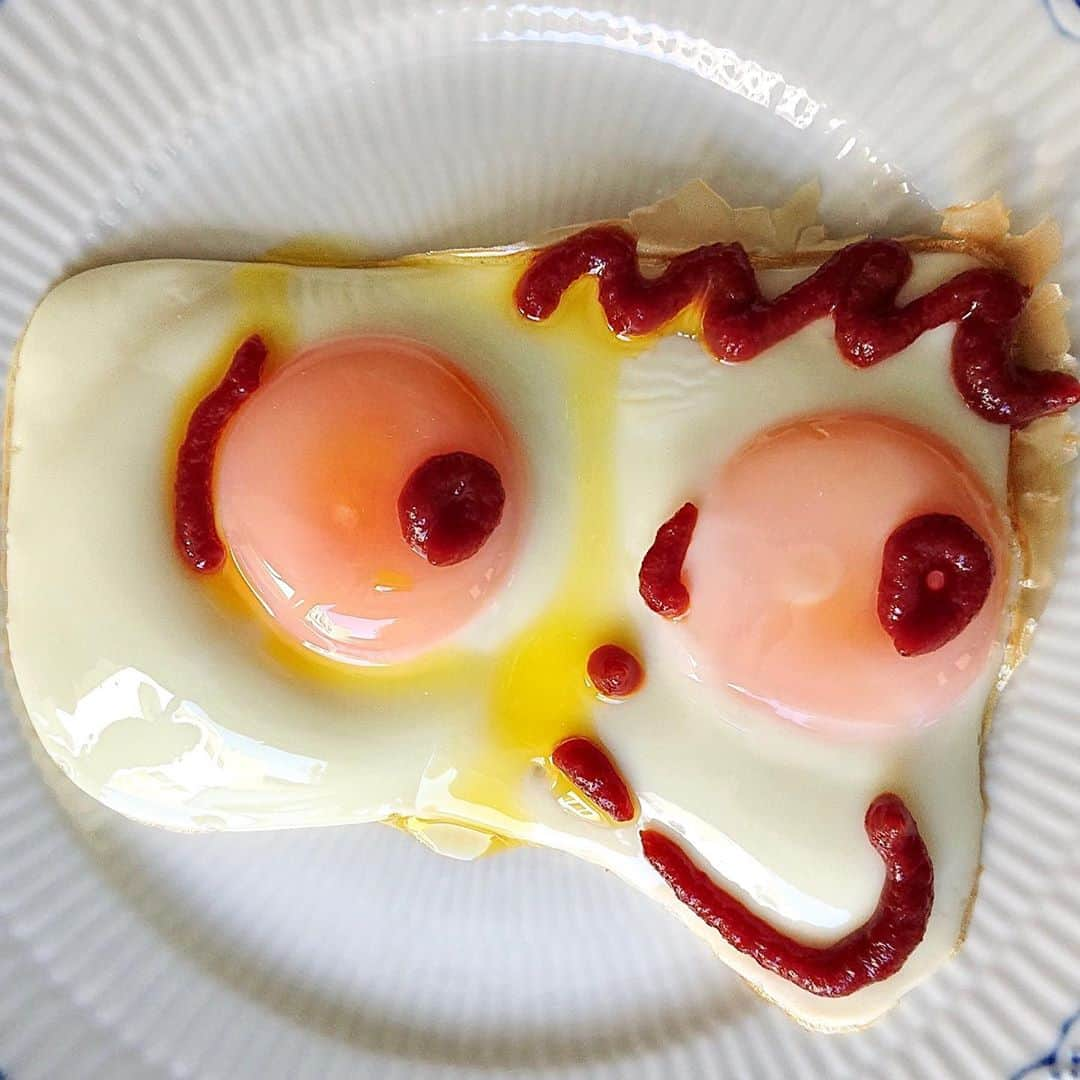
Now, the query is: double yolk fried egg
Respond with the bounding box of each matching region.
[5,189,1075,1031]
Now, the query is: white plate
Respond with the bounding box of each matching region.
[2,2,1079,1077]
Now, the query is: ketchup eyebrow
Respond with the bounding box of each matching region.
[175,334,268,573]
[639,502,698,618]
[516,226,1079,427]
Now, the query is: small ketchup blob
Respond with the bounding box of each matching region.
[398,451,505,567]
[552,736,636,822]
[878,513,994,657]
[175,334,268,573]
[587,644,644,698]
[682,414,1007,734]
[215,335,524,665]
[641,793,934,997]
[515,225,1080,428]
[639,502,698,618]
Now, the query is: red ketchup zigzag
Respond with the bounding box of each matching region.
[641,794,933,998]
[515,226,1080,427]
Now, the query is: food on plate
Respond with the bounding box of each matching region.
[5,182,1077,1030]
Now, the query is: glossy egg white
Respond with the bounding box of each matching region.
[5,246,1016,1030]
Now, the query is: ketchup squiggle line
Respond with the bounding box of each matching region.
[515,226,1080,427]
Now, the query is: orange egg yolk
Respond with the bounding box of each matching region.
[681,413,1008,735]
[215,335,525,665]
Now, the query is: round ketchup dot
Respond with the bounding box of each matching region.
[680,413,1008,735]
[587,644,644,698]
[215,335,525,665]
[878,513,994,657]
[398,451,505,567]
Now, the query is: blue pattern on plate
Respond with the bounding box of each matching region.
[1013,1009,1080,1079]
[1043,0,1080,38]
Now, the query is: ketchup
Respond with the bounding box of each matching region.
[878,513,994,656]
[587,644,645,698]
[552,736,636,822]
[641,793,933,997]
[398,451,505,567]
[516,226,1080,427]
[639,502,698,618]
[175,335,268,573]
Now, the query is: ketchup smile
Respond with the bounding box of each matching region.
[642,793,933,997]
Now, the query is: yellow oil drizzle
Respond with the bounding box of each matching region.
[200,557,477,696]
[391,813,520,858]
[448,277,653,821]
[232,262,296,366]
[167,262,297,448]
[173,251,678,842]
[260,235,371,268]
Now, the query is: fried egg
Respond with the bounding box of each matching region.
[5,201,1072,1030]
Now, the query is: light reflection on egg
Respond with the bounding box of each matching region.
[681,411,1008,736]
[215,334,526,665]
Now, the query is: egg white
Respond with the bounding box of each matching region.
[5,249,1014,1030]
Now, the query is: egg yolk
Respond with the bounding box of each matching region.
[681,413,1008,734]
[215,335,525,665]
